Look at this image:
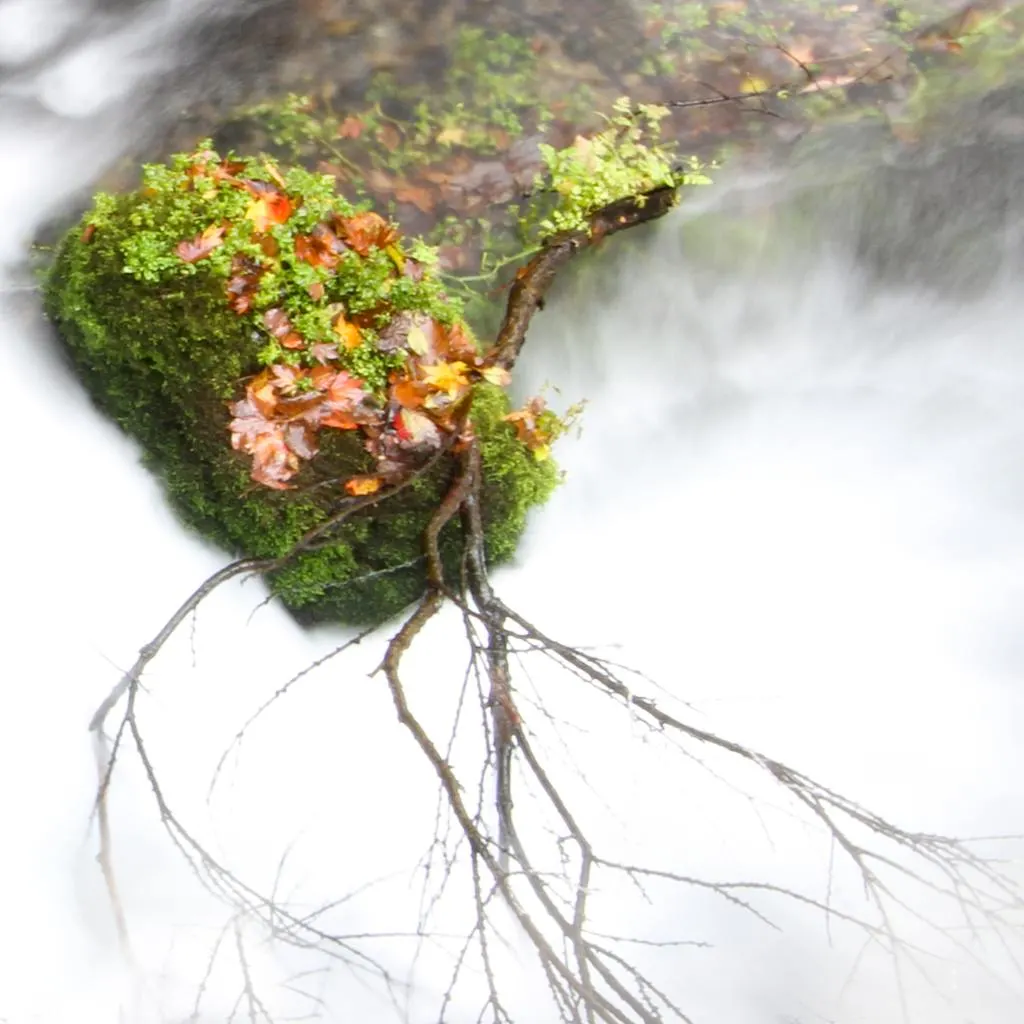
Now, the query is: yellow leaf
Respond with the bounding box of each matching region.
[385,243,406,273]
[245,197,272,232]
[406,325,429,356]
[741,76,770,94]
[421,360,470,398]
[436,126,467,146]
[345,475,382,496]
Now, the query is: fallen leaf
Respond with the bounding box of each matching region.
[176,223,226,263]
[337,115,365,138]
[480,365,511,386]
[420,360,470,399]
[337,211,398,256]
[333,313,363,351]
[264,307,305,350]
[246,192,294,233]
[436,126,467,146]
[394,407,442,448]
[377,123,402,151]
[345,475,383,496]
[406,325,430,356]
[309,341,338,364]
[394,183,436,213]
[391,376,426,409]
[226,254,263,314]
[295,222,346,268]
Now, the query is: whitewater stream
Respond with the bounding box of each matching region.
[2,2,1024,1023]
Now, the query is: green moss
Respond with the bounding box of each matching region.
[44,147,558,627]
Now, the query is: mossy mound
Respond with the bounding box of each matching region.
[44,146,558,627]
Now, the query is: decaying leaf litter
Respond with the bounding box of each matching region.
[101,0,1017,331]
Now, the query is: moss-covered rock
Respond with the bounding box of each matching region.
[44,145,558,627]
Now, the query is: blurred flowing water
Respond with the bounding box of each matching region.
[2,2,1024,1023]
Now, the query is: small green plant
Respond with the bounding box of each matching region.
[527,98,712,239]
[44,143,562,626]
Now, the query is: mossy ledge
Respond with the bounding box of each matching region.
[43,147,558,627]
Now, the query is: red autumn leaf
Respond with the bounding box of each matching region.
[309,365,337,391]
[320,371,370,430]
[242,181,294,232]
[295,221,347,269]
[394,408,442,448]
[326,370,366,405]
[264,307,305,350]
[337,115,364,139]
[228,393,299,490]
[226,254,263,314]
[249,428,299,489]
[336,211,398,257]
[344,475,383,496]
[176,223,226,263]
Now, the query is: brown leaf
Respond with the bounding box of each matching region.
[176,223,226,263]
[295,222,346,268]
[394,408,442,449]
[394,183,436,213]
[264,308,305,350]
[377,123,402,151]
[337,115,364,139]
[310,341,338,364]
[81,223,96,244]
[336,211,398,256]
[226,254,263,315]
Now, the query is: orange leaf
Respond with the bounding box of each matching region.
[244,187,293,232]
[333,314,363,351]
[345,475,383,496]
[295,222,346,268]
[336,211,398,257]
[391,377,426,409]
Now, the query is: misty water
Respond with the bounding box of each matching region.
[2,1,1024,1023]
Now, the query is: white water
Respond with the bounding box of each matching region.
[2,3,1023,1022]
